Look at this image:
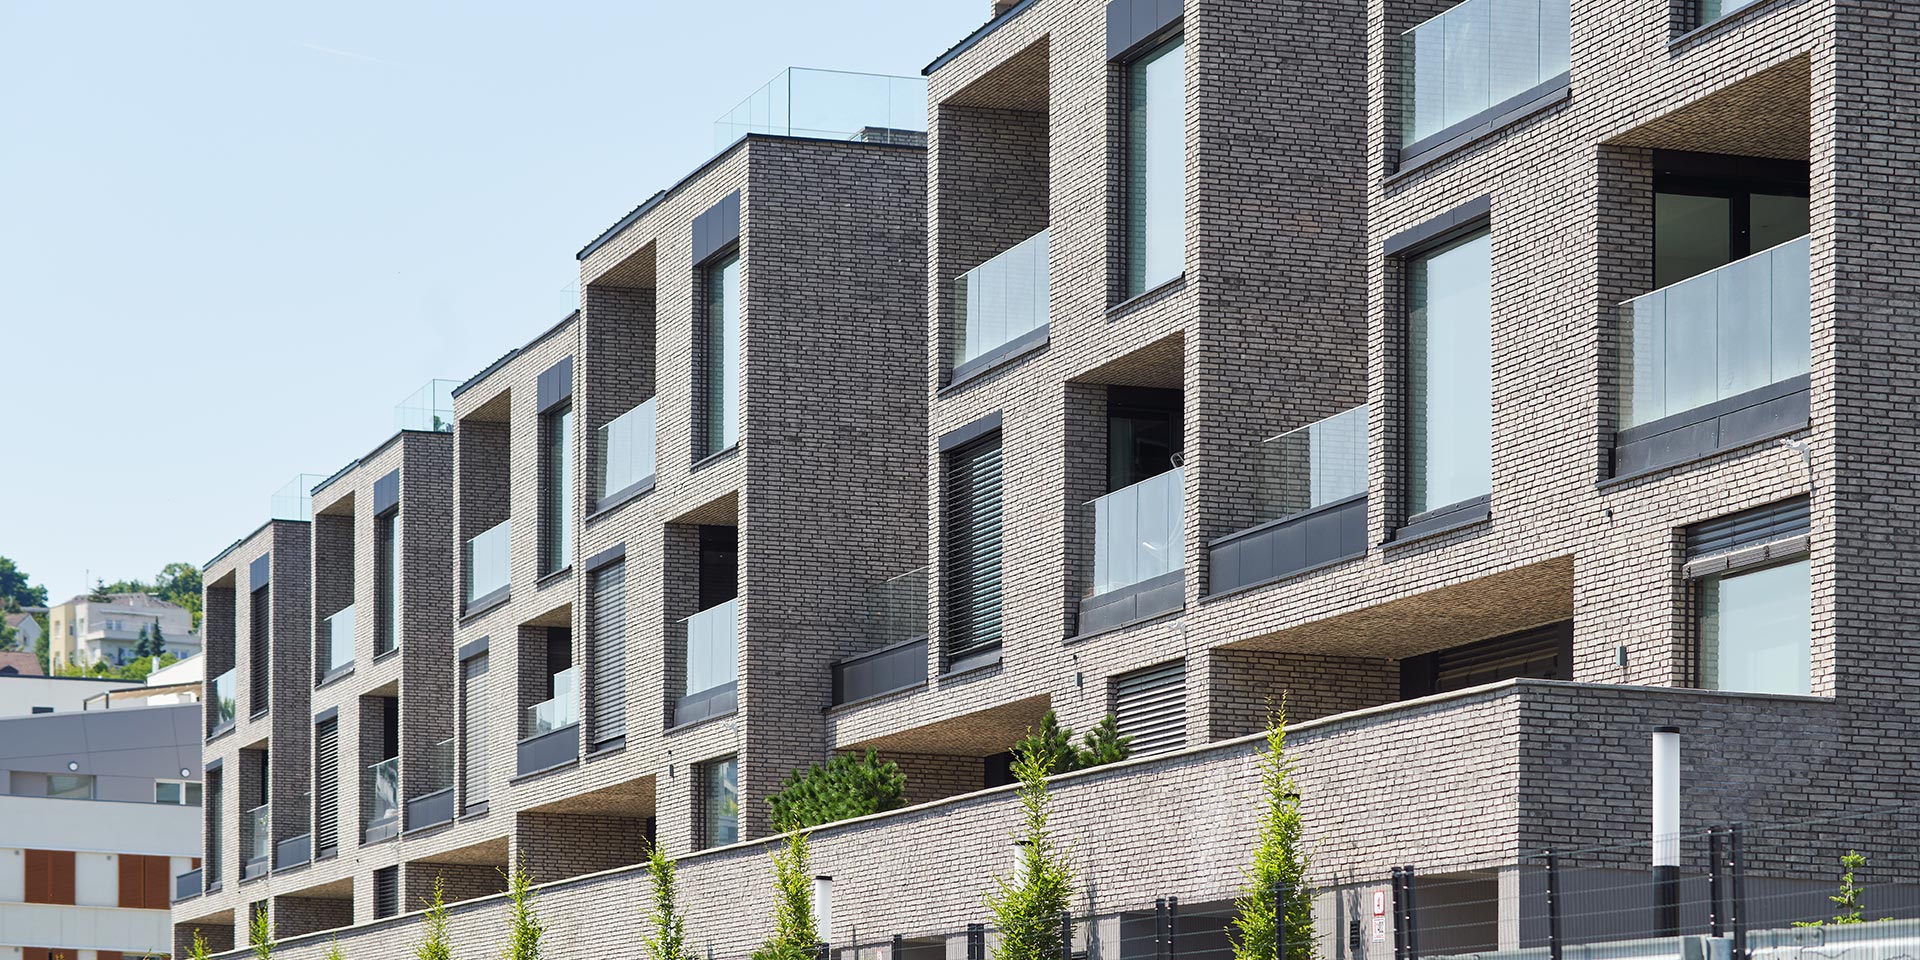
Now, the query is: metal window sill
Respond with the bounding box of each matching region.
[587,477,656,523]
[939,650,1003,680]
[664,708,738,737]
[690,443,741,473]
[536,565,573,589]
[1670,0,1793,50]
[1106,272,1187,319]
[944,326,1050,392]
[371,646,400,665]
[461,587,511,621]
[585,738,627,760]
[1387,497,1492,548]
[315,664,355,690]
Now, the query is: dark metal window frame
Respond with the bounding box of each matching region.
[942,427,1006,673]
[1681,497,1811,688]
[539,401,573,577]
[1112,27,1187,307]
[373,506,399,658]
[695,247,742,461]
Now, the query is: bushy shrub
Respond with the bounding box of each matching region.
[642,845,693,960]
[1009,710,1132,775]
[1230,702,1314,960]
[768,748,906,832]
[415,876,454,960]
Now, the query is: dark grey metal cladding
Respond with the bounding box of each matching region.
[1106,0,1183,60]
[1078,569,1185,637]
[536,357,574,414]
[275,833,311,871]
[938,411,1002,452]
[405,787,455,830]
[173,867,203,902]
[673,681,737,728]
[1209,494,1368,596]
[516,723,580,777]
[1395,494,1492,542]
[372,469,400,515]
[832,637,929,706]
[1613,375,1810,478]
[691,190,743,266]
[249,553,271,591]
[1383,196,1494,258]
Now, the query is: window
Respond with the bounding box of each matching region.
[1124,34,1186,297]
[1700,0,1763,25]
[701,254,742,455]
[699,757,739,849]
[542,402,575,574]
[1407,229,1493,517]
[461,654,491,810]
[1113,660,1186,756]
[374,510,398,657]
[944,432,1004,670]
[155,780,204,806]
[24,850,76,904]
[205,768,223,885]
[313,717,340,857]
[1687,498,1811,696]
[249,582,270,716]
[1653,155,1809,288]
[49,774,95,800]
[587,562,628,749]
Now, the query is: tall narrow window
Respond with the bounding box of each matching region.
[1408,229,1493,517]
[248,582,270,717]
[699,757,739,849]
[588,562,628,749]
[543,402,574,574]
[313,716,339,858]
[944,433,1004,670]
[461,654,491,810]
[374,509,398,657]
[1125,34,1186,297]
[204,768,223,886]
[702,254,742,455]
[1687,498,1811,696]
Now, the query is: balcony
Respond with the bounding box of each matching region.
[833,568,929,707]
[405,737,456,830]
[209,669,237,735]
[1400,0,1570,157]
[271,473,324,522]
[713,67,926,152]
[464,520,511,610]
[1616,235,1811,476]
[518,668,580,776]
[952,229,1050,379]
[242,802,270,880]
[676,599,739,727]
[1210,405,1370,595]
[365,757,399,843]
[1701,0,1762,25]
[395,379,457,433]
[1080,467,1185,636]
[596,398,658,512]
[173,866,203,902]
[323,605,355,679]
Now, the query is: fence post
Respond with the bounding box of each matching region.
[967,923,985,960]
[1729,825,1747,959]
[1390,868,1406,960]
[892,934,904,960]
[1168,897,1180,960]
[1156,899,1168,960]
[1544,851,1564,960]
[1273,881,1288,960]
[1708,827,1725,937]
[1404,866,1421,960]
[816,943,829,960]
[1059,911,1073,960]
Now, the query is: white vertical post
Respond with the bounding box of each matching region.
[1652,726,1681,936]
[815,875,834,945]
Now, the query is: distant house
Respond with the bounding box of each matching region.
[0,651,39,677]
[45,592,200,669]
[2,612,39,652]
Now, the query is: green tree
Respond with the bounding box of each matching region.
[88,578,111,602]
[1230,704,1314,960]
[752,831,819,960]
[641,844,692,960]
[326,938,348,960]
[33,624,50,673]
[186,929,215,960]
[0,556,47,609]
[1074,714,1132,769]
[768,748,907,832]
[502,859,544,960]
[1010,711,1132,776]
[986,741,1073,960]
[0,617,16,652]
[155,562,204,629]
[150,620,167,655]
[416,875,456,960]
[250,901,277,959]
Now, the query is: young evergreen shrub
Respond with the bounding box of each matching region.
[416,876,455,960]
[985,741,1072,960]
[642,845,693,960]
[1010,710,1132,775]
[187,930,215,960]
[767,749,907,832]
[250,902,276,960]
[1230,703,1315,960]
[501,860,544,960]
[325,937,347,960]
[751,831,819,960]
[1074,714,1131,769]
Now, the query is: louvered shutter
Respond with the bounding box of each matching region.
[249,585,270,715]
[313,717,339,856]
[1684,497,1810,577]
[1431,624,1568,692]
[461,655,490,809]
[945,434,1004,666]
[373,866,398,918]
[589,563,628,747]
[1113,660,1187,756]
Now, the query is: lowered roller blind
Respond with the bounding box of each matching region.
[589,562,628,747]
[1114,659,1186,756]
[462,655,491,809]
[313,717,339,856]
[249,585,270,716]
[945,434,1004,666]
[1684,496,1810,578]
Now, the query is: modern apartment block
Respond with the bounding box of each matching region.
[47,594,200,670]
[176,0,1920,956]
[1,704,202,960]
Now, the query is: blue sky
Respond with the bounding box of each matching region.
[0,1,983,604]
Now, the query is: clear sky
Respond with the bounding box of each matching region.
[0,0,984,604]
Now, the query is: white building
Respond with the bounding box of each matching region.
[45,595,199,671]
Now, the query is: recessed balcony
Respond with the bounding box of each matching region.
[952,229,1050,381]
[833,568,929,707]
[405,737,456,830]
[676,600,739,727]
[1210,405,1369,595]
[1080,465,1185,636]
[518,667,580,776]
[464,520,511,610]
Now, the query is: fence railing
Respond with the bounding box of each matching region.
[1401,0,1571,148]
[714,67,926,151]
[524,667,580,739]
[1254,405,1369,524]
[953,229,1050,370]
[465,520,511,604]
[324,605,355,675]
[1089,466,1184,597]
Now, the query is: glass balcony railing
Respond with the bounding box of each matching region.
[1620,235,1811,429]
[523,667,579,739]
[714,68,926,152]
[684,599,740,697]
[212,669,237,729]
[954,229,1050,369]
[864,567,928,644]
[246,803,270,863]
[1253,405,1370,524]
[597,399,658,502]
[271,473,325,522]
[394,379,457,433]
[1401,0,1570,147]
[366,757,399,828]
[465,520,511,604]
[324,605,355,675]
[425,737,454,793]
[1701,0,1761,24]
[1090,466,1185,597]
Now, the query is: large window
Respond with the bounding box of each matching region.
[702,254,742,455]
[156,780,204,806]
[1408,229,1493,517]
[1124,34,1186,297]
[542,402,574,574]
[48,774,94,800]
[944,432,1004,670]
[374,510,398,657]
[699,757,739,849]
[1688,498,1811,696]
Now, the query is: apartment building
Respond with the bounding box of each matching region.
[1,704,202,960]
[47,594,200,670]
[175,0,1920,956]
